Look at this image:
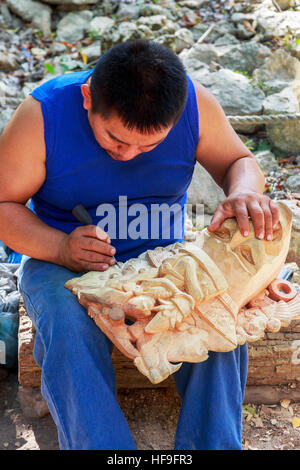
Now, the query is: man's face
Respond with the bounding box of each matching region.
[81,82,172,161]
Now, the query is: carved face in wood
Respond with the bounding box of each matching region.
[196,201,293,307]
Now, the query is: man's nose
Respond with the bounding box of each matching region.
[118,145,140,160]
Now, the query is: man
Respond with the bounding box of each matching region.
[0,40,278,450]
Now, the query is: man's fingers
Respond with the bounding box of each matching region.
[80,251,116,265]
[270,200,280,229]
[208,207,228,232]
[80,236,116,257]
[233,202,250,237]
[78,224,111,243]
[260,201,273,240]
[247,202,265,239]
[80,261,111,272]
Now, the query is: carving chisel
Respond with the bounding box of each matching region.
[72,204,121,268]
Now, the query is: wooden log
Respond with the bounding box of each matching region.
[18,302,300,389]
[246,320,300,386]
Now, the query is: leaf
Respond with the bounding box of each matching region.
[242,19,256,34]
[44,63,54,74]
[80,52,88,65]
[280,399,291,408]
[243,404,257,416]
[292,417,300,429]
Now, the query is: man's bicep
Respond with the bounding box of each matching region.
[192,80,253,187]
[0,96,46,203]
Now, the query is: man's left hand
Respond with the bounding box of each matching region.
[208,190,280,241]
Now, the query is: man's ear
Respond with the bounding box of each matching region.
[81,83,92,111]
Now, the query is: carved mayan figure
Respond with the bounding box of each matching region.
[65,202,300,384]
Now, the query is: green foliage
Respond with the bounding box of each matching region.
[59,55,88,73]
[242,405,257,416]
[283,33,300,52]
[244,140,254,151]
[233,70,271,95]
[44,63,55,74]
[255,140,272,152]
[88,31,101,40]
[233,70,249,77]
[254,79,271,94]
[272,147,287,159]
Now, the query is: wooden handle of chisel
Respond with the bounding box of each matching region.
[72,204,93,226]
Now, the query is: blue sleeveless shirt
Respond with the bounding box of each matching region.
[30,70,198,262]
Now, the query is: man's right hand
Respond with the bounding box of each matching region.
[58,225,116,272]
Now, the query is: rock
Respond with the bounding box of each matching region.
[280,200,300,266]
[253,50,300,94]
[236,21,256,39]
[87,15,115,36]
[181,41,271,74]
[254,150,279,174]
[266,119,300,154]
[155,28,194,54]
[139,3,174,20]
[0,52,18,72]
[56,10,93,42]
[255,8,300,40]
[284,261,300,285]
[41,0,97,4]
[276,0,297,9]
[230,12,255,24]
[191,21,237,43]
[136,15,174,33]
[214,33,240,46]
[0,82,10,97]
[80,41,101,62]
[0,109,14,136]
[179,0,210,7]
[184,66,265,133]
[115,2,140,20]
[263,87,300,115]
[0,4,13,26]
[18,386,49,418]
[6,0,52,36]
[101,22,154,54]
[195,68,265,116]
[187,162,225,215]
[286,175,300,192]
[18,82,42,100]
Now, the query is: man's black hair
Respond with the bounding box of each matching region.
[90,40,188,134]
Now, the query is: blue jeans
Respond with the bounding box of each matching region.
[18,257,248,450]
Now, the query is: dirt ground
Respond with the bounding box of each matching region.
[1,368,300,451]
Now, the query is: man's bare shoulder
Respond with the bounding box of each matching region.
[0,96,46,203]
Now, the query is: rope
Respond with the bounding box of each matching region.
[1,96,300,127]
[227,113,300,125]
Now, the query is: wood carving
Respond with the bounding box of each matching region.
[65,202,300,384]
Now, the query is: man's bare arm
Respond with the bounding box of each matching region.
[0,96,115,272]
[192,80,279,240]
[0,96,65,262]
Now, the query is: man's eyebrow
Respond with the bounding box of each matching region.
[105,129,164,147]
